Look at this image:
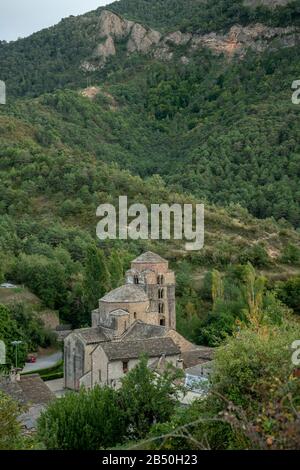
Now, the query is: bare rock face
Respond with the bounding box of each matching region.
[127,23,161,53]
[163,31,192,46]
[82,10,161,69]
[81,9,299,70]
[94,36,116,60]
[191,23,299,57]
[98,9,133,39]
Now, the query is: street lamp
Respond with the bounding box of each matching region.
[11,340,22,369]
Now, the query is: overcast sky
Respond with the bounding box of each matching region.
[0,1,112,42]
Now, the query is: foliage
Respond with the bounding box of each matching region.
[197,264,287,346]
[276,276,300,315]
[37,386,126,450]
[37,355,183,449]
[110,0,300,32]
[83,245,111,313]
[0,391,23,450]
[119,355,184,440]
[149,320,300,450]
[0,304,27,367]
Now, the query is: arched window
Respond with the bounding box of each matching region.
[158,288,164,299]
[157,274,164,285]
[158,303,164,314]
[160,318,166,326]
[134,275,139,285]
[134,312,137,320]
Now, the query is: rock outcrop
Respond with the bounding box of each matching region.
[189,23,299,57]
[81,10,300,70]
[82,10,161,69]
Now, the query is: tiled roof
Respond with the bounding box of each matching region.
[76,327,108,344]
[101,337,180,361]
[132,251,167,264]
[101,284,148,303]
[122,321,166,341]
[0,374,55,405]
[182,347,215,368]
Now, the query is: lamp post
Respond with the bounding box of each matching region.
[11,340,22,369]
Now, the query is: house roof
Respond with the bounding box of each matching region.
[132,251,167,264]
[75,327,109,345]
[182,347,215,368]
[0,374,55,406]
[122,321,167,341]
[185,362,213,377]
[100,284,148,303]
[101,337,180,361]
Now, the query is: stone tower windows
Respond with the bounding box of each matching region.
[158,288,164,299]
[158,302,164,314]
[157,274,164,285]
[134,275,139,284]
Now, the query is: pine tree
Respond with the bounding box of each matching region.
[109,249,124,289]
[211,269,224,309]
[83,245,111,312]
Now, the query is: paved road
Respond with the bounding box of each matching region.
[22,351,62,373]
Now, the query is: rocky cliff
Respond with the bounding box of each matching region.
[81,9,299,70]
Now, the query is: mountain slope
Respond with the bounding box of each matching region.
[108,0,300,32]
[1,0,300,337]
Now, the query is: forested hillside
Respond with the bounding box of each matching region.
[109,0,300,32]
[1,0,300,342]
[1,1,300,226]
[1,1,300,451]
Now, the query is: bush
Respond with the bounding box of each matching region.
[276,277,300,315]
[0,391,23,450]
[149,320,300,450]
[37,386,126,450]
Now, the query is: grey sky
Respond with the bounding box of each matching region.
[0,1,112,42]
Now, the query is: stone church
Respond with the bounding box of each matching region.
[64,251,191,390]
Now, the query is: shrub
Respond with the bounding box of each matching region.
[37,386,126,450]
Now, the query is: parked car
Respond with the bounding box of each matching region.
[26,355,37,363]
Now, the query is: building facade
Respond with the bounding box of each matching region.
[64,251,182,390]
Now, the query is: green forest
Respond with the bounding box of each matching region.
[0,0,300,451]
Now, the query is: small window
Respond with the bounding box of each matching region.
[158,288,164,299]
[157,274,164,285]
[123,361,129,373]
[158,303,164,314]
[160,318,166,326]
[134,275,139,284]
[134,312,137,320]
[99,370,102,382]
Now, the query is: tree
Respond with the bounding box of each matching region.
[150,319,300,450]
[0,391,23,450]
[211,269,224,308]
[109,249,124,289]
[119,355,183,440]
[276,276,300,315]
[37,386,126,450]
[0,304,26,367]
[83,245,111,312]
[242,263,266,329]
